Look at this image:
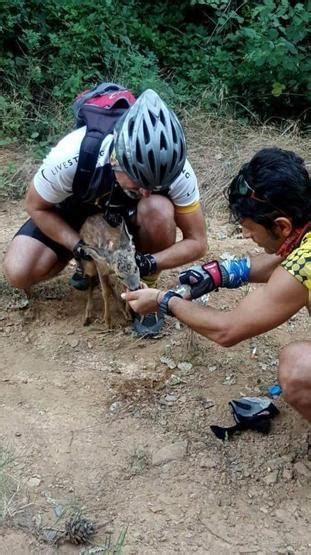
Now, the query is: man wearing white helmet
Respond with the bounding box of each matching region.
[4,89,207,335]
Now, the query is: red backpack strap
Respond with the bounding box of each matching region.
[72,83,136,203]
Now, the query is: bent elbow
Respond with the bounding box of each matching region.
[195,237,208,259]
[213,328,241,348]
[24,189,35,217]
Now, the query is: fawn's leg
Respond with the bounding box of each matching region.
[97,270,112,329]
[83,260,98,326]
[84,281,95,326]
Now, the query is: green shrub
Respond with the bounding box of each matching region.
[1,0,310,146]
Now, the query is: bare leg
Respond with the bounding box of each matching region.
[132,195,176,253]
[3,236,68,290]
[278,341,311,421]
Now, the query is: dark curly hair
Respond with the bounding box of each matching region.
[227,147,311,229]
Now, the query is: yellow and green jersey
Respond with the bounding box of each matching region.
[281,231,311,310]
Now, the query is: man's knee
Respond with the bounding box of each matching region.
[279,342,311,404]
[137,196,175,230]
[3,254,30,289]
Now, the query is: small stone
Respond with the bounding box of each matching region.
[274,508,288,523]
[202,398,215,409]
[159,393,177,406]
[177,362,193,372]
[67,338,79,348]
[15,432,22,437]
[208,365,217,372]
[282,465,293,481]
[166,374,186,387]
[27,477,42,488]
[294,461,311,479]
[109,401,122,413]
[199,456,217,469]
[223,375,236,385]
[266,455,293,469]
[152,441,188,466]
[160,356,176,369]
[263,470,278,485]
[53,504,64,517]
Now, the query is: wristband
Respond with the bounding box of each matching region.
[220,256,251,288]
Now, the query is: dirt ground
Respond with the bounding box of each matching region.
[0,126,311,554]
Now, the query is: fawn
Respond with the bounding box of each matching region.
[79,214,140,327]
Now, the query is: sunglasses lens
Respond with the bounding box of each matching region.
[236,175,249,196]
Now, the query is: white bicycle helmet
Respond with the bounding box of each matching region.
[114,89,186,191]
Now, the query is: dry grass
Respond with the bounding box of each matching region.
[0,147,37,200]
[0,115,310,210]
[0,445,24,524]
[184,114,311,216]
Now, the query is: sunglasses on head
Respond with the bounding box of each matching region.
[234,174,289,218]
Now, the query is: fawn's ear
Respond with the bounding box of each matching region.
[120,219,132,248]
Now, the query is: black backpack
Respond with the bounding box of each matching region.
[72,82,136,203]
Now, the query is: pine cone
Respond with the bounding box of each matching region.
[65,513,96,545]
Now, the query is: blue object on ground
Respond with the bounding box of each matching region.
[267,384,282,397]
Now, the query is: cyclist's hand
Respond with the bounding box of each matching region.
[135,252,157,277]
[179,261,222,299]
[73,239,92,261]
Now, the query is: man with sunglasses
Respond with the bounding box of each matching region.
[123,147,311,422]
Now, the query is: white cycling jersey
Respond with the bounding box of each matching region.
[34,127,200,213]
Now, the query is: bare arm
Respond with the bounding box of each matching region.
[167,266,308,345]
[249,253,283,283]
[155,206,207,270]
[25,183,80,250]
[123,266,308,346]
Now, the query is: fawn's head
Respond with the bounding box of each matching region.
[106,221,140,291]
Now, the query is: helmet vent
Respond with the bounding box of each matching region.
[132,165,140,181]
[159,109,166,126]
[171,121,177,143]
[138,171,149,188]
[148,150,155,173]
[128,119,135,137]
[149,111,157,127]
[136,140,143,164]
[179,141,185,162]
[122,154,131,175]
[143,120,150,143]
[170,151,177,173]
[160,131,167,150]
[160,164,167,183]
